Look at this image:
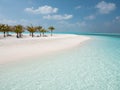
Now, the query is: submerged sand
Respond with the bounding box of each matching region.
[0,34,90,64]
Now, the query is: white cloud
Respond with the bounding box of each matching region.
[25,5,58,14]
[115,16,120,21]
[96,1,116,14]
[84,15,95,20]
[58,21,75,27]
[113,16,120,22]
[58,21,86,27]
[75,6,81,9]
[76,22,86,27]
[18,19,33,25]
[43,14,73,20]
[0,19,34,25]
[0,19,17,25]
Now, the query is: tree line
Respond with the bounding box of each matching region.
[0,24,55,38]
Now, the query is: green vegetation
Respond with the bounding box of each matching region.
[0,24,9,37]
[48,26,55,36]
[0,23,55,38]
[26,25,37,37]
[36,26,42,37]
[41,28,48,37]
[14,25,24,38]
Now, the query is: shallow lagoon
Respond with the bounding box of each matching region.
[0,34,120,90]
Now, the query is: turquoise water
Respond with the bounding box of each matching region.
[0,34,120,90]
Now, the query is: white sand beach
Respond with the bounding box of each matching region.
[0,34,90,64]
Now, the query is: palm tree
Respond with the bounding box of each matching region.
[0,24,4,36]
[48,26,55,36]
[4,24,9,36]
[19,25,24,38]
[9,25,15,33]
[27,25,37,37]
[36,26,42,37]
[14,25,24,38]
[6,25,13,36]
[41,28,47,37]
[0,24,9,37]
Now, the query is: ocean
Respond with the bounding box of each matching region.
[0,34,120,90]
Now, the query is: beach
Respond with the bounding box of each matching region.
[0,34,90,64]
[0,34,120,90]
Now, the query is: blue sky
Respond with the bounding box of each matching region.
[0,0,120,33]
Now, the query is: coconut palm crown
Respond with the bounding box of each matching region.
[27,25,37,37]
[41,28,47,37]
[48,26,55,36]
[0,24,9,37]
[36,26,42,37]
[14,25,24,38]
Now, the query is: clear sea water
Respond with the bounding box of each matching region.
[0,34,120,90]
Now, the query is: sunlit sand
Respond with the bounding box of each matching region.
[0,34,90,64]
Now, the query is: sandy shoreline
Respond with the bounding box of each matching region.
[0,34,90,64]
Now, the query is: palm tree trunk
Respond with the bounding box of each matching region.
[3,31,6,37]
[16,32,19,38]
[51,30,52,36]
[32,32,34,37]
